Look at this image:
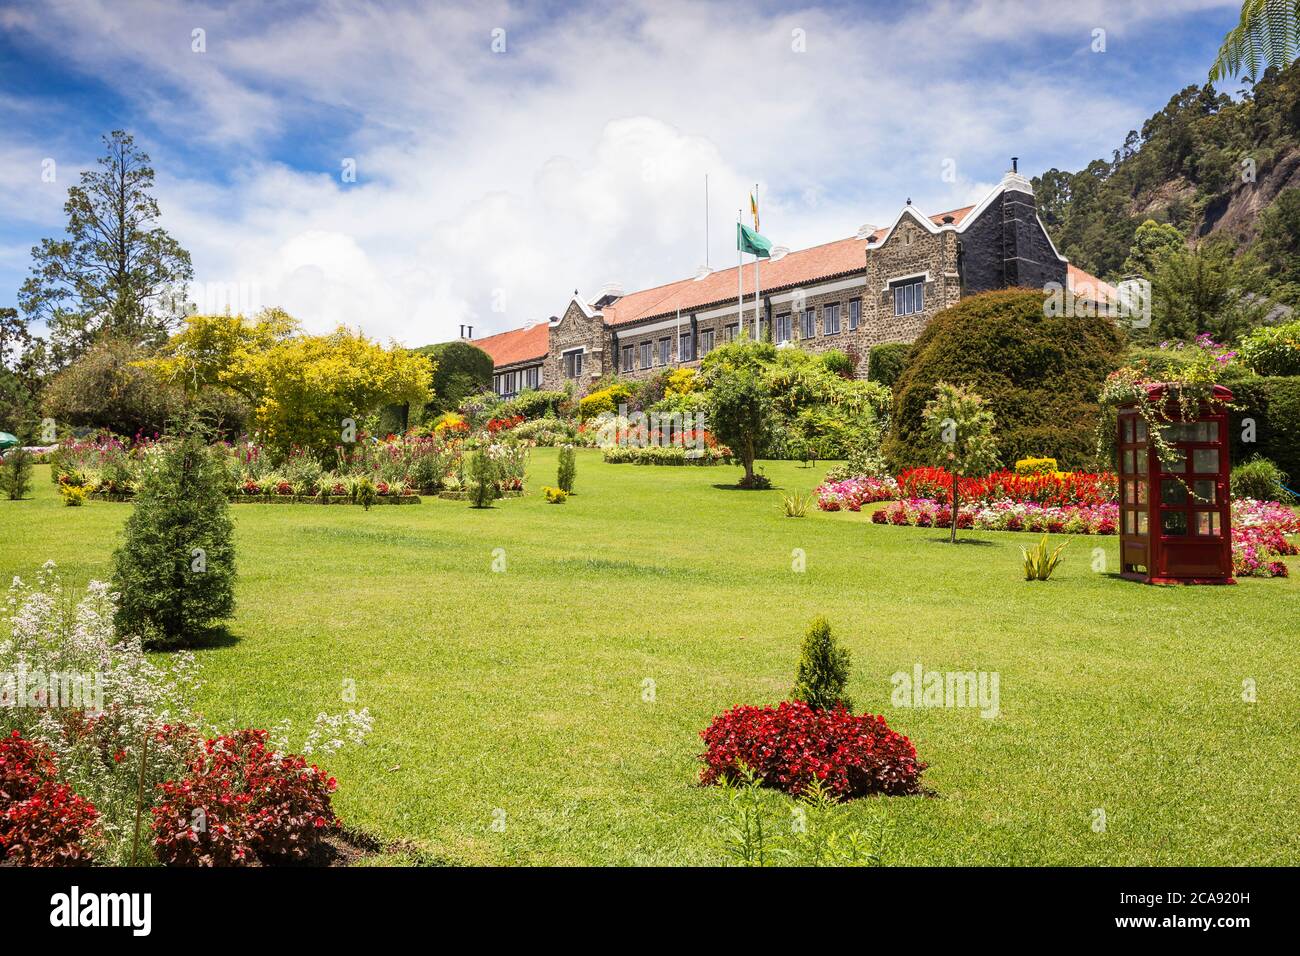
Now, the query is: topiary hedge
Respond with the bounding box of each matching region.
[1221,373,1300,487]
[867,342,912,388]
[883,289,1127,472]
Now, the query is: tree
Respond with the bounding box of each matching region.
[139,309,299,398]
[790,615,853,712]
[413,340,493,419]
[1122,219,1185,278]
[468,450,499,508]
[921,382,1000,544]
[42,336,180,436]
[20,130,193,361]
[1210,0,1300,82]
[237,326,434,455]
[1,449,33,501]
[0,307,31,370]
[112,430,235,647]
[556,445,576,493]
[701,336,778,488]
[0,309,44,442]
[1148,240,1272,343]
[1255,188,1300,293]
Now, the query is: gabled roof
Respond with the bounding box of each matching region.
[1067,263,1120,305]
[599,206,974,327]
[473,323,548,368]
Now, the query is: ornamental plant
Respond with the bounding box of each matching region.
[112,430,236,647]
[556,445,576,494]
[699,701,925,800]
[150,728,338,866]
[59,483,87,507]
[543,486,568,504]
[1,448,33,500]
[0,730,99,866]
[921,382,999,543]
[1020,534,1069,581]
[468,449,500,508]
[790,616,852,711]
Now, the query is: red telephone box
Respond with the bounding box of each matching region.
[1118,384,1234,585]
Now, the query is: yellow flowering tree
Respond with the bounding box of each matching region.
[241,327,433,454]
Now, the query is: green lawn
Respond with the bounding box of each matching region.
[3,451,1297,865]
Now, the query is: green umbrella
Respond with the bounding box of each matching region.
[0,432,19,451]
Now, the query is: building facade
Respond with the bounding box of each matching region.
[475,169,1112,398]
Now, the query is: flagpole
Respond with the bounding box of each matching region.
[737,209,743,336]
[754,183,761,338]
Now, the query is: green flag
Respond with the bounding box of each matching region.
[737,222,772,258]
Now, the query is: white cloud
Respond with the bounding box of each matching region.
[0,0,1243,344]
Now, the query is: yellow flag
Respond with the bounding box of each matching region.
[750,192,759,231]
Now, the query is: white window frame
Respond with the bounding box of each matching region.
[658,336,671,365]
[849,298,861,330]
[621,344,634,372]
[640,341,653,369]
[775,313,792,344]
[700,328,716,354]
[679,331,695,362]
[563,348,585,379]
[800,309,815,339]
[824,302,841,335]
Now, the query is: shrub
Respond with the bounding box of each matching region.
[0,731,99,866]
[701,338,778,487]
[1,448,33,500]
[556,445,576,493]
[820,349,855,379]
[866,342,912,388]
[59,483,87,507]
[496,389,569,421]
[1020,535,1069,581]
[413,340,493,418]
[578,384,634,422]
[1224,374,1300,488]
[790,615,853,711]
[354,475,377,510]
[885,290,1126,471]
[1231,455,1294,502]
[543,485,568,504]
[42,336,181,436]
[112,432,236,648]
[511,416,576,446]
[151,729,337,866]
[1236,318,1300,377]
[699,702,924,800]
[468,449,500,508]
[1014,456,1058,476]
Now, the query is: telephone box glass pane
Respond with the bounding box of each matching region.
[1203,422,1219,442]
[1192,448,1219,473]
[1162,511,1188,536]
[1137,452,1149,475]
[1192,479,1216,503]
[1161,479,1188,505]
[1135,420,1148,442]
[1137,512,1149,534]
[1123,418,1134,443]
[1123,510,1135,534]
[1122,450,1134,474]
[1194,512,1221,536]
[1136,481,1148,505]
[1159,451,1186,473]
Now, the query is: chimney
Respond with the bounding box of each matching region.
[941,215,955,225]
[466,326,473,339]
[1011,156,1018,174]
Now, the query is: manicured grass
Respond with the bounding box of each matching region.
[3,453,1297,865]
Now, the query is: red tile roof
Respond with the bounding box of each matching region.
[601,206,975,326]
[1067,263,1120,305]
[472,322,548,367]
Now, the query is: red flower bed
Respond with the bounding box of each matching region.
[151,728,337,866]
[486,415,525,434]
[896,466,1115,507]
[699,701,925,800]
[0,731,98,866]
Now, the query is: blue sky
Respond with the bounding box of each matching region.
[0,0,1248,345]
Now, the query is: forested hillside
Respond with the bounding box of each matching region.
[1033,58,1300,292]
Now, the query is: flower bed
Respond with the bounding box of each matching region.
[896,466,1116,507]
[699,701,925,800]
[815,476,899,512]
[872,498,1119,534]
[602,445,732,465]
[1231,499,1298,577]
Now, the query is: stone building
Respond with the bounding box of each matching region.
[475,168,1114,398]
